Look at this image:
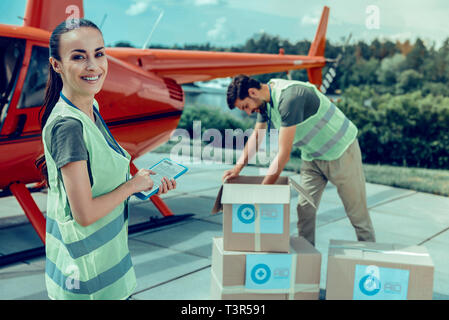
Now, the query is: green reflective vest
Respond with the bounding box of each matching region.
[42,96,136,300]
[267,79,358,161]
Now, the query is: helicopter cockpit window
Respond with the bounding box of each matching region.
[0,37,25,125]
[17,45,49,109]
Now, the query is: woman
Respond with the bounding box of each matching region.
[37,19,176,300]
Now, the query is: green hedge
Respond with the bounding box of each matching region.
[338,86,449,169]
[180,91,449,169]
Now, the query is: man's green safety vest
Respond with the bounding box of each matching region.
[42,95,136,300]
[267,79,358,161]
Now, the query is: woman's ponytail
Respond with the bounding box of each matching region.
[35,18,102,186]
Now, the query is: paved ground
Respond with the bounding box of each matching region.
[0,151,448,300]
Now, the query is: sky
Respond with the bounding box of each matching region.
[1,0,448,49]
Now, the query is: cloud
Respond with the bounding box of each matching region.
[301,13,319,26]
[207,17,228,41]
[126,1,150,16]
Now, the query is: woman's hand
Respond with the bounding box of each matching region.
[156,176,177,195]
[128,169,156,193]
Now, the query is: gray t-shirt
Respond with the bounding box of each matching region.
[45,114,115,186]
[257,83,320,127]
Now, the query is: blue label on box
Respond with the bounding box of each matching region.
[232,204,284,234]
[245,254,292,290]
[353,264,410,300]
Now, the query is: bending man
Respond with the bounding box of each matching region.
[222,74,375,246]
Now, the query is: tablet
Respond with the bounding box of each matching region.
[133,158,188,200]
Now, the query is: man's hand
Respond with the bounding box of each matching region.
[222,164,243,182]
[262,124,296,185]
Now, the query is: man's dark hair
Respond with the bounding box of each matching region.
[226,74,261,109]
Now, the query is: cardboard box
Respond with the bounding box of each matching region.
[212,175,315,253]
[210,236,321,300]
[326,239,434,300]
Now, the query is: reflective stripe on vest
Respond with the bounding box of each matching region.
[46,210,128,259]
[309,117,350,158]
[294,103,336,147]
[267,79,357,161]
[45,253,133,295]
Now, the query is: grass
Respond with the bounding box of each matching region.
[363,164,449,197]
[282,157,449,197]
[153,140,449,197]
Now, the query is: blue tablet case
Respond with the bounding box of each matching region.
[133,158,188,200]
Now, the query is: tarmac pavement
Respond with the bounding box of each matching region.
[0,151,448,300]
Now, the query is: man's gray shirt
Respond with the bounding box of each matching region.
[257,83,320,127]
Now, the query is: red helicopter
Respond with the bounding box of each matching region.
[0,0,330,246]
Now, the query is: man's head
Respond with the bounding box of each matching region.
[227,74,266,115]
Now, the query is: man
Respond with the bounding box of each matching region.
[222,74,375,246]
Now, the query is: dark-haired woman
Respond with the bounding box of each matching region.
[38,19,176,300]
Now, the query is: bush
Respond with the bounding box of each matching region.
[339,89,449,169]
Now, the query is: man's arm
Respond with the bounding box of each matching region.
[236,121,267,168]
[222,121,267,181]
[262,124,296,185]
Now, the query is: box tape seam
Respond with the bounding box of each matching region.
[329,245,430,257]
[254,204,261,252]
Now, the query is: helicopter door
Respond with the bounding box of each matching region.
[0,37,25,135]
[0,40,48,138]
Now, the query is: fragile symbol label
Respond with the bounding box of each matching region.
[353,264,410,300]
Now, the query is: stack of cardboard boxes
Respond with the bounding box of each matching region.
[210,176,322,300]
[210,176,435,300]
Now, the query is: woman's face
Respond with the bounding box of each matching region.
[52,27,107,98]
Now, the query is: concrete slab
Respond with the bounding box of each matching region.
[128,238,211,294]
[131,219,222,259]
[369,192,449,225]
[198,211,223,225]
[157,195,217,219]
[0,192,47,219]
[423,229,449,299]
[0,224,42,256]
[368,193,449,245]
[193,187,222,200]
[0,259,47,300]
[133,266,211,300]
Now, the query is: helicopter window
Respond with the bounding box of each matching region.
[17,45,49,109]
[0,37,25,127]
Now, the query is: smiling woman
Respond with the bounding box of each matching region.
[35,18,176,300]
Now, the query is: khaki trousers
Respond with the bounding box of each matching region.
[296,139,376,246]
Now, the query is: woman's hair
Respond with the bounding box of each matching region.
[35,19,102,186]
[226,74,261,109]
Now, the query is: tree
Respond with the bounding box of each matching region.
[376,53,406,86]
[405,38,428,71]
[396,69,423,93]
[114,41,135,47]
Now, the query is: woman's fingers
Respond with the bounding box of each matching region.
[157,177,177,194]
